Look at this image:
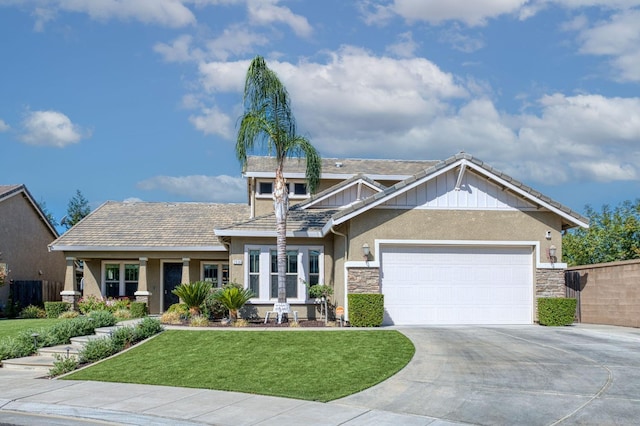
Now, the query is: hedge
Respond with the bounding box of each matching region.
[348,293,384,327]
[45,302,71,319]
[538,297,577,326]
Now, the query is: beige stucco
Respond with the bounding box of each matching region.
[0,191,65,306]
[346,208,563,262]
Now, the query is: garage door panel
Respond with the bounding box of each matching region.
[381,245,533,325]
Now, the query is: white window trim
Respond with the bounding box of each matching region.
[255,179,310,200]
[101,261,140,298]
[244,245,324,303]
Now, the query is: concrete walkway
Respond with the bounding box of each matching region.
[2,324,640,425]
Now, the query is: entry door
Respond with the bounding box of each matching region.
[163,263,182,310]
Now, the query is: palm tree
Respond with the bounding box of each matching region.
[213,285,255,322]
[236,55,321,310]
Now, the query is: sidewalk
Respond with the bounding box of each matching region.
[0,369,462,425]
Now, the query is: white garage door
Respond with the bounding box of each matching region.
[380,245,533,325]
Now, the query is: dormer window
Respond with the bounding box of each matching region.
[256,180,309,198]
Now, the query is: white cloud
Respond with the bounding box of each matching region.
[137,174,245,202]
[573,9,640,81]
[204,24,270,60]
[32,7,56,31]
[19,110,89,147]
[188,106,234,138]
[0,119,9,132]
[385,31,419,58]
[123,197,143,203]
[154,34,203,63]
[246,0,312,37]
[379,0,529,27]
[439,25,486,52]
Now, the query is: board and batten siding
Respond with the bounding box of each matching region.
[382,169,536,210]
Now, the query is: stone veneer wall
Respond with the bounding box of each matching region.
[347,267,380,293]
[535,269,566,298]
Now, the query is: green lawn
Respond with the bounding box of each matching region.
[0,318,62,340]
[64,330,415,401]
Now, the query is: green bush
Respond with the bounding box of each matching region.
[167,303,190,318]
[107,298,130,312]
[348,294,384,327]
[78,295,109,314]
[538,297,577,326]
[80,337,118,363]
[43,316,97,347]
[172,281,212,315]
[19,305,46,319]
[132,317,163,341]
[87,310,117,327]
[49,353,79,377]
[110,326,135,351]
[45,302,71,319]
[212,284,254,321]
[130,302,147,318]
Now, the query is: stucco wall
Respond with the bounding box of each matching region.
[567,260,640,328]
[347,208,563,261]
[0,192,65,307]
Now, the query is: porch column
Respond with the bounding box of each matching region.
[134,257,150,305]
[60,257,80,310]
[181,258,191,284]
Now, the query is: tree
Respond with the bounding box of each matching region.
[236,55,321,311]
[63,189,91,229]
[37,198,57,227]
[563,199,640,266]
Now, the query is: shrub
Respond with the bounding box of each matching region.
[348,294,384,327]
[212,284,254,321]
[132,317,163,341]
[172,281,212,315]
[107,298,130,312]
[538,297,577,326]
[113,309,132,320]
[44,316,96,347]
[110,326,135,351]
[167,303,189,316]
[78,295,108,314]
[87,310,117,327]
[203,289,229,319]
[45,302,71,319]
[232,318,249,327]
[130,302,147,318]
[0,332,39,360]
[19,305,46,319]
[80,337,118,363]
[59,310,79,319]
[189,315,210,327]
[49,353,79,377]
[160,311,182,325]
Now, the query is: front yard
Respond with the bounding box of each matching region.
[63,329,415,402]
[0,318,63,340]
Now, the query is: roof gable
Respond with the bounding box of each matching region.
[332,153,589,230]
[294,175,386,210]
[0,184,59,237]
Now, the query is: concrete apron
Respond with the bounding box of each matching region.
[333,324,640,425]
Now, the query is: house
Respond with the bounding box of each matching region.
[0,185,66,312]
[50,153,589,325]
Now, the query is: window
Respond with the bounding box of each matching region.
[202,263,229,288]
[293,182,307,196]
[270,250,298,298]
[258,181,273,195]
[103,262,138,298]
[249,250,260,297]
[203,264,218,286]
[308,250,320,286]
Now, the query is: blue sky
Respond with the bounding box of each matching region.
[1,0,639,230]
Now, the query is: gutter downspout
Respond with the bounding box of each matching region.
[330,225,348,261]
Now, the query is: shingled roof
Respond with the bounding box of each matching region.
[51,202,249,251]
[215,209,338,237]
[244,156,439,177]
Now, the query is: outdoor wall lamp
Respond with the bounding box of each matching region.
[362,243,370,260]
[548,245,557,263]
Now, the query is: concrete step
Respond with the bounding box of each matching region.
[38,344,81,358]
[1,355,56,371]
[70,334,109,346]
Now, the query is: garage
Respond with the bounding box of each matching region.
[380,245,534,325]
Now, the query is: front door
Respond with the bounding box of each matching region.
[163,262,182,310]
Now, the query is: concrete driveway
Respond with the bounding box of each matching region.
[334,324,640,425]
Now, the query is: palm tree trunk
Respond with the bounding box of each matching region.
[274,167,289,306]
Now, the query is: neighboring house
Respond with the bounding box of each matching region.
[50,153,589,325]
[0,185,66,311]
